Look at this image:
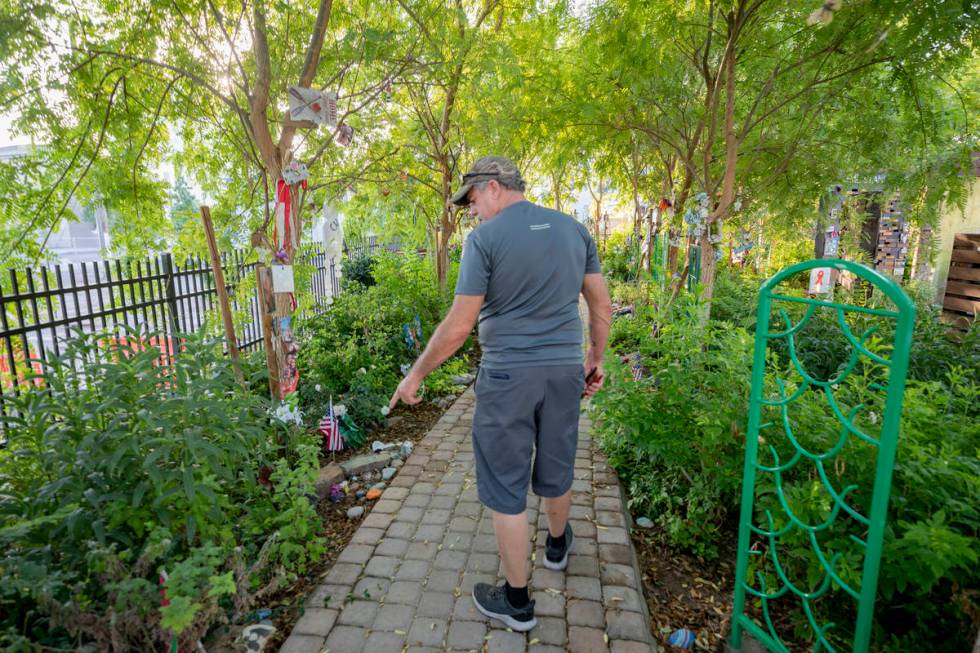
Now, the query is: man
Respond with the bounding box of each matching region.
[388,155,612,631]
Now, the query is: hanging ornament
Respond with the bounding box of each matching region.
[708,220,724,245]
[336,123,354,147]
[282,160,309,185]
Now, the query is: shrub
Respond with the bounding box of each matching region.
[593,269,979,650]
[296,253,472,431]
[0,329,323,651]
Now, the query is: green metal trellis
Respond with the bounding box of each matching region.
[730,258,916,653]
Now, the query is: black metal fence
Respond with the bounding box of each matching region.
[0,248,341,393]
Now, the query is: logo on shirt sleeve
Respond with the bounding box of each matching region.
[529,223,551,231]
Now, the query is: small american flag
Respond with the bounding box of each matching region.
[319,398,343,452]
[631,352,643,382]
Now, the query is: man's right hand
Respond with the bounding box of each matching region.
[582,362,605,398]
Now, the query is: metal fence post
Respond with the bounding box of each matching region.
[160,253,180,336]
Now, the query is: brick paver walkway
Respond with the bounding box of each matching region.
[279,387,658,653]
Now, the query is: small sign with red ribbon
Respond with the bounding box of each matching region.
[808,267,832,294]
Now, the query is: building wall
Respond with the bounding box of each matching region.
[933,176,980,303]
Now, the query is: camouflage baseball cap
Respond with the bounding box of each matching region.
[450,155,525,206]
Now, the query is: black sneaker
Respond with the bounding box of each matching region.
[471,582,537,631]
[544,523,573,570]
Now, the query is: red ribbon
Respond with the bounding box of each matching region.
[273,178,308,251]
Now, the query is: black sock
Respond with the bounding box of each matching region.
[549,531,566,548]
[505,581,530,608]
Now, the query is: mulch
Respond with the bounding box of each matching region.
[631,523,805,652]
[204,400,446,652]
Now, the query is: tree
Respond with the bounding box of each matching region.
[0,0,407,396]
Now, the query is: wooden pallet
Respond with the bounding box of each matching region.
[943,233,980,329]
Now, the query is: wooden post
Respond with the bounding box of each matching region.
[200,206,245,386]
[255,264,281,399]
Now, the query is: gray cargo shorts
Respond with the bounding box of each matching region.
[472,364,585,515]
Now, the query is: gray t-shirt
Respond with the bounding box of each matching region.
[455,200,600,369]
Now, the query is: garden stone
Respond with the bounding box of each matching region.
[347,506,364,519]
[387,416,404,426]
[315,462,345,499]
[240,622,277,652]
[382,467,397,481]
[450,373,475,385]
[392,459,404,468]
[341,453,391,477]
[400,442,414,457]
[635,516,654,529]
[372,482,387,490]
[355,490,366,499]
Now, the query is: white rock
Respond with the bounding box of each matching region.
[382,467,397,481]
[347,506,364,519]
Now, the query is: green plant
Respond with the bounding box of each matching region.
[296,252,471,435]
[593,269,979,650]
[0,328,323,650]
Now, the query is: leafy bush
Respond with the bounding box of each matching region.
[297,253,472,430]
[0,329,323,651]
[593,271,979,650]
[341,253,376,289]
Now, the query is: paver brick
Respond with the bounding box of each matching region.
[603,585,645,612]
[375,537,410,557]
[324,625,368,652]
[324,562,362,586]
[337,599,378,627]
[447,619,488,649]
[531,589,565,617]
[600,563,637,586]
[568,626,610,653]
[566,575,602,601]
[365,630,408,653]
[567,598,605,627]
[291,608,337,636]
[387,580,424,604]
[488,628,527,653]
[364,555,400,578]
[395,558,431,581]
[417,591,454,617]
[362,511,395,530]
[407,617,448,647]
[606,610,648,641]
[373,602,416,631]
[352,576,390,600]
[599,543,634,565]
[610,640,656,653]
[337,543,375,565]
[278,634,326,653]
[534,616,568,646]
[597,526,630,545]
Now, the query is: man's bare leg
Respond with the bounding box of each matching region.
[542,488,572,537]
[492,510,529,587]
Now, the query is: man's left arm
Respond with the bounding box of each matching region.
[388,294,483,408]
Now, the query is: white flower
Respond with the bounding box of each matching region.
[315,384,322,393]
[358,367,367,375]
[334,404,347,417]
[868,411,878,424]
[381,406,390,416]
